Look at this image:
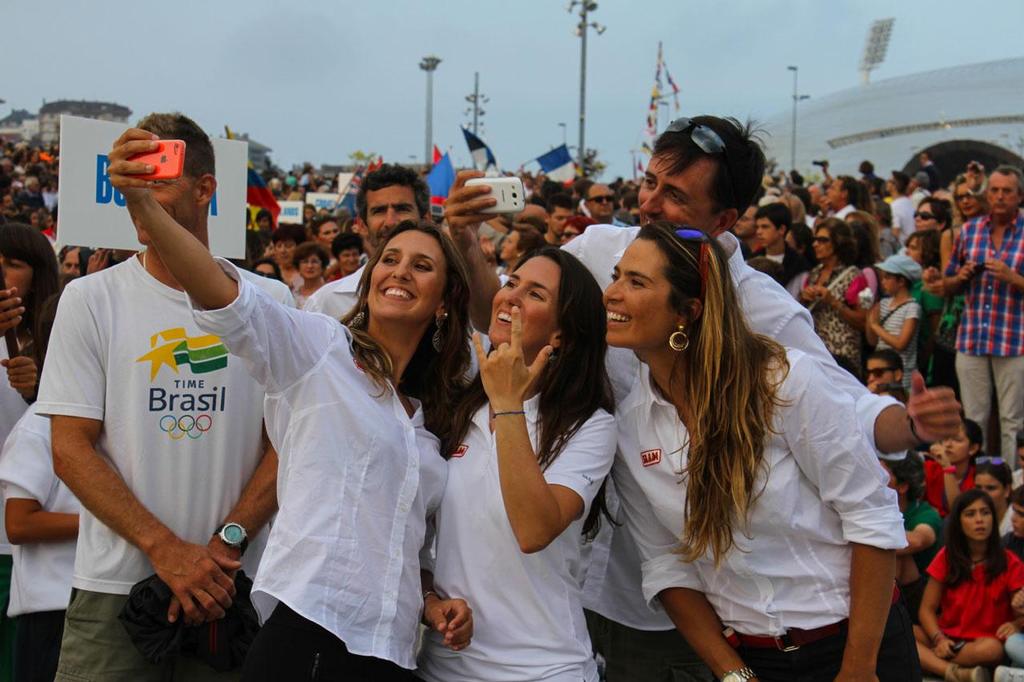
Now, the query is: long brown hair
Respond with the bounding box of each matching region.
[444,247,614,533]
[339,220,472,442]
[639,222,789,566]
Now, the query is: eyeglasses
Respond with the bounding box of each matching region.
[812,236,832,244]
[914,211,936,220]
[664,117,736,208]
[865,367,896,378]
[976,456,1005,466]
[674,227,710,303]
[588,195,614,204]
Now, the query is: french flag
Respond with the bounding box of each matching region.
[536,144,575,183]
[461,128,498,174]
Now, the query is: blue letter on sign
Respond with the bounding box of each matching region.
[95,155,126,207]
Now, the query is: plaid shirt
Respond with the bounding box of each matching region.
[946,212,1024,356]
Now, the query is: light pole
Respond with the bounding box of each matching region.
[787,66,810,171]
[569,1,605,176]
[558,122,567,146]
[420,55,442,166]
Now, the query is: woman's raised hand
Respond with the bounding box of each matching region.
[106,129,161,195]
[472,306,553,412]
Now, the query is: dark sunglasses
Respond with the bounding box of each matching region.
[589,195,614,204]
[812,236,832,244]
[954,193,976,202]
[664,117,736,208]
[914,211,935,220]
[674,227,710,303]
[866,367,896,378]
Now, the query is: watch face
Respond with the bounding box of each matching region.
[222,524,244,545]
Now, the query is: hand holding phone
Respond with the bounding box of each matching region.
[464,177,526,214]
[128,140,186,181]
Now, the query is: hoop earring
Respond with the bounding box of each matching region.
[668,325,689,352]
[432,312,448,352]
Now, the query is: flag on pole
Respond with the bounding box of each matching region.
[535,144,576,183]
[432,145,443,165]
[339,166,365,217]
[426,152,456,206]
[461,128,498,174]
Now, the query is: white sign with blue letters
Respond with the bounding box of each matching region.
[56,115,247,257]
[277,201,304,224]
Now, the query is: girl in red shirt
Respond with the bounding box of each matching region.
[924,417,983,516]
[915,489,1024,681]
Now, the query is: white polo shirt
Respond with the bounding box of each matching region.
[303,265,362,319]
[565,224,899,630]
[0,343,29,557]
[614,353,906,635]
[0,404,80,616]
[417,399,615,682]
[192,262,446,669]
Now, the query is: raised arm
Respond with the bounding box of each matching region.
[106,128,237,310]
[445,170,502,331]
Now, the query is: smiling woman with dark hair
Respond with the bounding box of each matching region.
[418,246,614,682]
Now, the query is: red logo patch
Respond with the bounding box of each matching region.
[450,444,468,459]
[641,448,662,467]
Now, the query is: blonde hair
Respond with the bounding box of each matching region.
[639,223,789,565]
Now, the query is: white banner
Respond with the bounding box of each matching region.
[277,201,304,224]
[336,172,354,194]
[305,192,342,211]
[57,115,247,257]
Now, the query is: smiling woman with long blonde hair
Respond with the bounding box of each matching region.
[602,221,918,682]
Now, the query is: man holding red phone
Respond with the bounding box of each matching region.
[37,112,293,681]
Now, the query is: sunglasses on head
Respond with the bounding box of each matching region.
[914,211,935,220]
[976,456,1005,466]
[664,117,736,208]
[673,227,711,303]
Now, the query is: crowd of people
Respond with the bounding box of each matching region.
[0,110,1021,682]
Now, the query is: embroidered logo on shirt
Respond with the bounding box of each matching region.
[641,448,662,467]
[450,444,468,458]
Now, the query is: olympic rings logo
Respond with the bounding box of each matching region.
[158,414,214,440]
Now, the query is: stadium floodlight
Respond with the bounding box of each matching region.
[859,18,894,85]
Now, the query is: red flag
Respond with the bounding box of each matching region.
[432,145,443,165]
[368,156,384,173]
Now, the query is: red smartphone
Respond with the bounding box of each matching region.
[129,140,186,180]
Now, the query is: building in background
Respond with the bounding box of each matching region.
[37,100,131,145]
[0,109,39,143]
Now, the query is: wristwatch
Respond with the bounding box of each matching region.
[214,522,249,555]
[721,668,757,682]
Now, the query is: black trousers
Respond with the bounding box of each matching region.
[738,602,922,682]
[241,603,415,682]
[13,609,65,682]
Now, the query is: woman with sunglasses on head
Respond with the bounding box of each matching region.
[417,247,615,682]
[603,222,916,682]
[106,130,474,680]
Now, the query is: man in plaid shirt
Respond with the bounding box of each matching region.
[925,165,1024,463]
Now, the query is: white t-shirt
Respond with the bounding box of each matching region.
[0,404,80,616]
[35,256,293,595]
[192,261,447,670]
[565,224,899,630]
[417,400,615,682]
[303,265,362,319]
[891,196,915,243]
[0,344,29,556]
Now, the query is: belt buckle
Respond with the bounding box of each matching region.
[774,635,799,652]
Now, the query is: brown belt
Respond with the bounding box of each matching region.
[725,585,900,652]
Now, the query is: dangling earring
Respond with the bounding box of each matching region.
[350,310,366,327]
[432,312,448,352]
[668,324,689,352]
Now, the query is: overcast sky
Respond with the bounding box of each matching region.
[4,0,1023,179]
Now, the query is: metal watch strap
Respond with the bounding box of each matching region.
[722,667,757,682]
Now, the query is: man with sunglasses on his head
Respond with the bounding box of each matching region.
[445,114,960,682]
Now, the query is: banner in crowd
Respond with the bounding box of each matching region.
[305,192,342,211]
[277,201,304,224]
[57,115,247,257]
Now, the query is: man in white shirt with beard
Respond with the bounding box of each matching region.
[444,114,962,681]
[37,113,292,682]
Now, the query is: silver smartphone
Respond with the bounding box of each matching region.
[465,177,526,214]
